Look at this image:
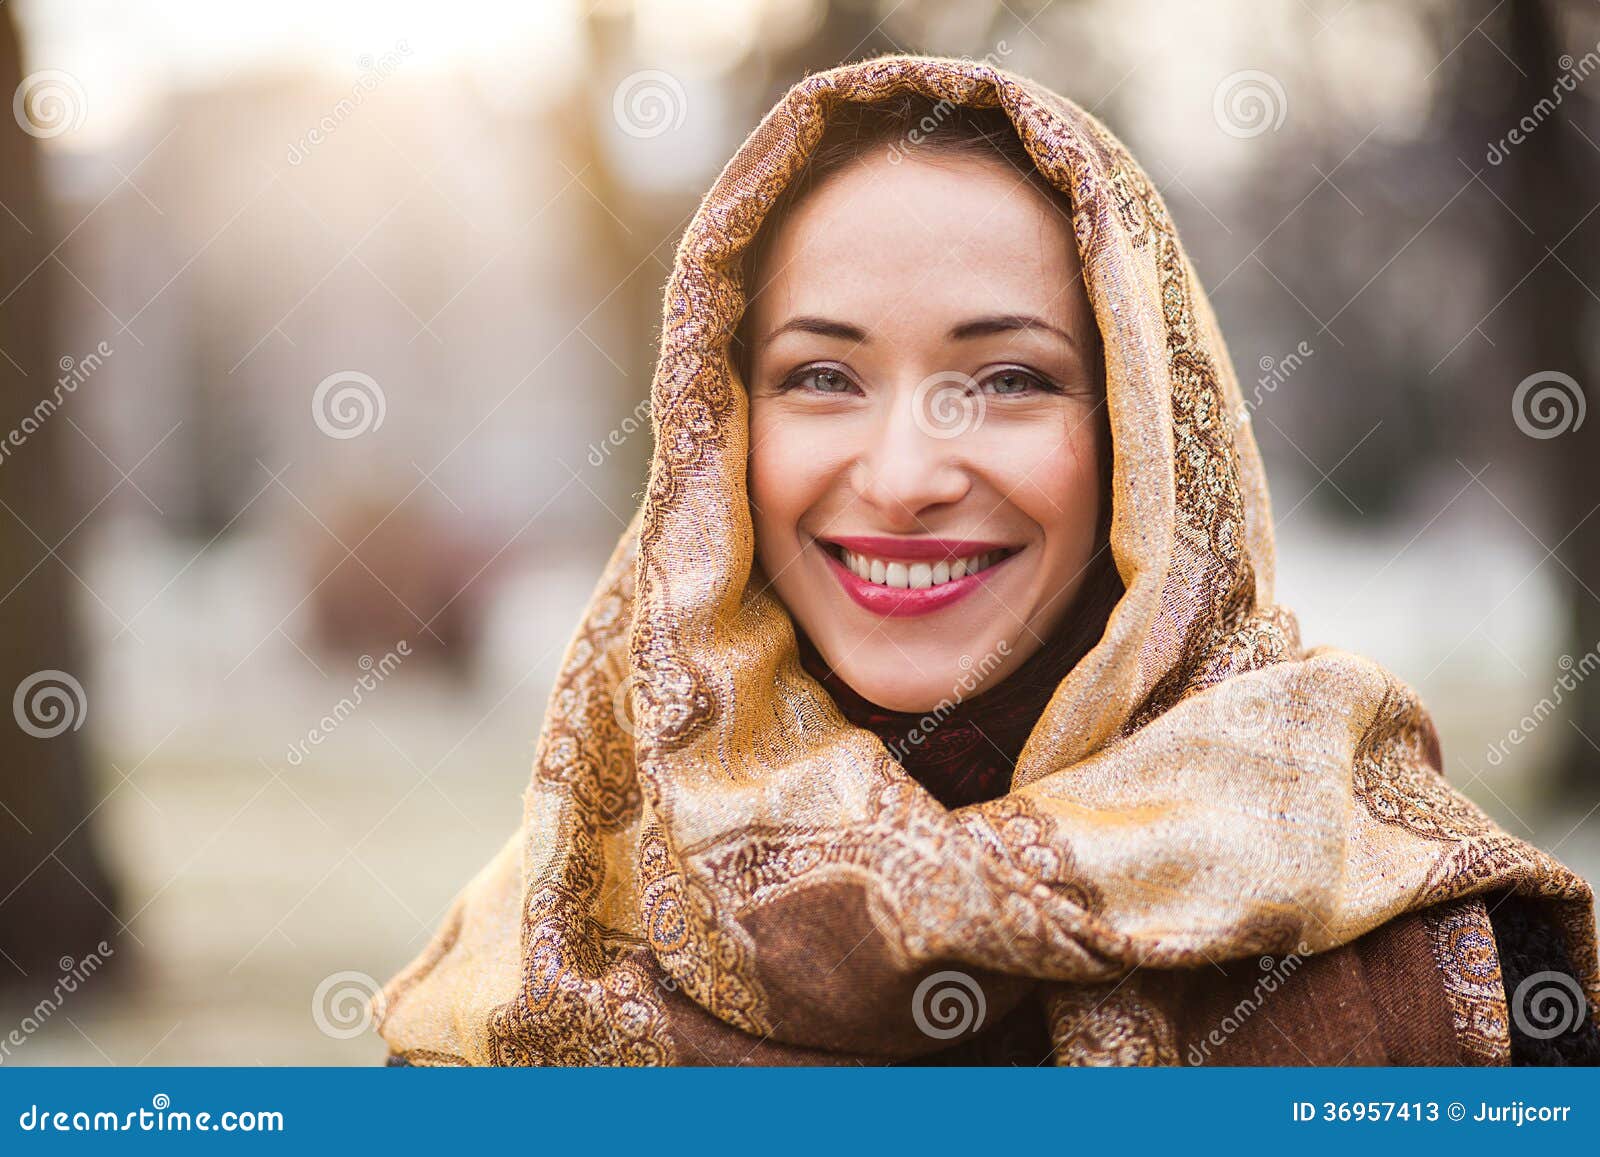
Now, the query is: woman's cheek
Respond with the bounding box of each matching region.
[1004,426,1059,472]
[996,426,1097,511]
[748,417,809,553]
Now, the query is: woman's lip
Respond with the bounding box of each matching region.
[821,543,1014,618]
[822,534,1015,562]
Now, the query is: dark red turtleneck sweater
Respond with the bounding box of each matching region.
[795,625,1088,809]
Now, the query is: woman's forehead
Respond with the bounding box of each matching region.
[748,153,1087,335]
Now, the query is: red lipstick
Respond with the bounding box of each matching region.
[818,537,1016,618]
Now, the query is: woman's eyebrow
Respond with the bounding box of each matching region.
[948,314,1077,348]
[757,315,870,350]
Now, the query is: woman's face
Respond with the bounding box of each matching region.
[746,148,1107,713]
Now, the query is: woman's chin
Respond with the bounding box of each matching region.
[856,685,948,714]
[829,659,1009,715]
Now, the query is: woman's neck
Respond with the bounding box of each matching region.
[795,594,1112,807]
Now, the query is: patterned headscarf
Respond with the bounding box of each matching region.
[375,54,1598,1065]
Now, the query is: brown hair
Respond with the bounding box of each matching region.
[735,94,1123,679]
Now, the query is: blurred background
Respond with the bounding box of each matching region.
[1,0,1598,1064]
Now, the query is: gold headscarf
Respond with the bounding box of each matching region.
[376,54,1598,1065]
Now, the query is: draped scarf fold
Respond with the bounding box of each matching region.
[375,53,1599,1066]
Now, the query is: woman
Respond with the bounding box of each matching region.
[376,54,1599,1066]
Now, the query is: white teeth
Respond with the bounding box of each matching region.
[834,547,1007,589]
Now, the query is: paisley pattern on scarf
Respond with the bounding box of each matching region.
[1043,979,1180,1067]
[1353,679,1490,843]
[1424,897,1511,1065]
[373,55,1600,1066]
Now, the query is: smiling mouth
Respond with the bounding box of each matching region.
[824,542,1015,589]
[816,536,1020,617]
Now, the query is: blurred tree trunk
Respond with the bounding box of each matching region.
[0,6,120,981]
[1505,1,1600,796]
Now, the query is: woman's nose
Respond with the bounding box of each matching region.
[851,386,972,525]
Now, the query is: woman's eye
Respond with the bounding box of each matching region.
[980,368,1056,396]
[785,366,857,395]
